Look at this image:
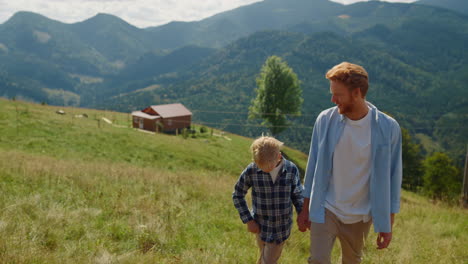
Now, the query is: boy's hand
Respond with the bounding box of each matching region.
[246,220,260,233]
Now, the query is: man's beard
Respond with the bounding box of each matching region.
[338,103,354,115]
[337,99,355,115]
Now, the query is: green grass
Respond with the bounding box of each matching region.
[0,98,467,263]
[0,99,255,174]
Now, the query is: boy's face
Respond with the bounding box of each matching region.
[256,153,282,173]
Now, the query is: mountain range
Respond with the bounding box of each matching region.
[0,0,467,162]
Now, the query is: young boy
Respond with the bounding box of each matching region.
[233,136,304,264]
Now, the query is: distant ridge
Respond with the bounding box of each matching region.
[145,0,344,49]
[70,13,152,61]
[3,11,64,25]
[416,0,468,15]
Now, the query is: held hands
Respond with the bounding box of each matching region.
[297,210,311,232]
[247,220,260,234]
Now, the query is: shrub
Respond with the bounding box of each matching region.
[423,152,461,201]
[200,126,208,134]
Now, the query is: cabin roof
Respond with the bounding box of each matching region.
[149,103,192,118]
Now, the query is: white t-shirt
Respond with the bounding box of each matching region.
[325,109,372,224]
[269,160,283,184]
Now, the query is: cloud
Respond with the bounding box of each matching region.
[0,0,262,28]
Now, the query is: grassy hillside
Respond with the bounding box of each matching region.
[0,98,466,263]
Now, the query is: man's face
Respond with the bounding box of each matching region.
[330,80,358,115]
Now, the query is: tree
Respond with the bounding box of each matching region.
[401,128,424,191]
[249,56,302,135]
[423,152,461,201]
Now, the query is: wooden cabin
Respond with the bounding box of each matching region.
[132,103,192,133]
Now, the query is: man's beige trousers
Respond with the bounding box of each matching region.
[308,209,372,264]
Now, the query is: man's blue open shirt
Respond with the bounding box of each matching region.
[303,102,402,233]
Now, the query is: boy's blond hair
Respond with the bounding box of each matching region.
[326,62,369,97]
[251,136,283,165]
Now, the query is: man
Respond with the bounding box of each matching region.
[297,62,402,264]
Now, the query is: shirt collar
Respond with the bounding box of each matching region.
[338,101,377,123]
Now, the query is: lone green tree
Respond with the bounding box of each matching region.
[249,56,302,135]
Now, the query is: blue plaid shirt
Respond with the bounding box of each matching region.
[232,158,304,244]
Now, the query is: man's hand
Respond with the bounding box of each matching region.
[247,220,260,233]
[377,214,395,249]
[376,232,392,249]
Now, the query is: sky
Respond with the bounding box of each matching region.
[0,0,418,28]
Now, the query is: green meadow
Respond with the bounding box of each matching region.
[0,98,466,263]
